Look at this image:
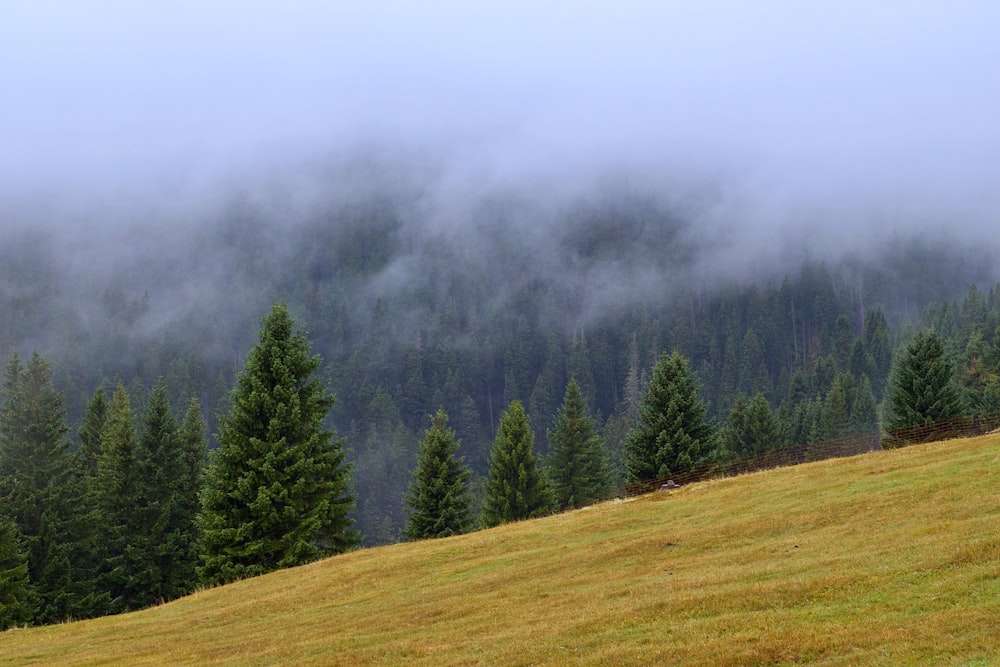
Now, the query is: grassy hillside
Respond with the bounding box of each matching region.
[2,435,999,666]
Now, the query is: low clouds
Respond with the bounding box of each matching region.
[1,1,997,293]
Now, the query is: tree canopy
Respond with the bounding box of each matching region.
[887,329,964,437]
[482,400,551,527]
[404,409,473,540]
[546,378,612,509]
[197,303,359,586]
[624,351,714,484]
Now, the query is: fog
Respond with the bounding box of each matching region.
[3,1,999,325]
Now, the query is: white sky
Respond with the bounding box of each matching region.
[2,1,999,223]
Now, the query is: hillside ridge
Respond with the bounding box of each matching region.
[2,434,998,665]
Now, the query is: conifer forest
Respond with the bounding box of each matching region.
[3,162,1000,626]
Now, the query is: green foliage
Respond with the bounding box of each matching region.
[887,329,965,433]
[624,351,714,483]
[482,401,551,527]
[94,384,145,613]
[0,516,35,629]
[353,386,416,546]
[0,352,83,624]
[850,375,879,433]
[176,398,207,580]
[404,410,472,540]
[76,387,107,479]
[863,308,893,399]
[818,372,853,440]
[121,381,206,607]
[546,378,612,509]
[721,393,784,458]
[198,303,359,587]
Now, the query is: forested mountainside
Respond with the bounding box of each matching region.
[2,168,998,545]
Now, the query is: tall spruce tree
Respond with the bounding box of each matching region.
[0,352,79,624]
[403,409,472,540]
[131,381,204,606]
[94,384,145,613]
[198,303,358,587]
[887,329,964,441]
[624,350,713,484]
[482,400,551,527]
[174,398,206,591]
[546,378,612,510]
[70,386,113,620]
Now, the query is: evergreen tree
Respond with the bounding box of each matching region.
[482,400,551,527]
[546,378,611,509]
[722,392,783,458]
[0,517,35,629]
[198,303,358,587]
[887,329,964,435]
[0,352,79,624]
[94,384,144,613]
[69,386,113,620]
[404,409,472,540]
[863,308,893,399]
[624,351,714,483]
[77,387,108,479]
[819,372,853,440]
[832,314,853,370]
[850,375,879,433]
[129,381,204,606]
[175,398,206,589]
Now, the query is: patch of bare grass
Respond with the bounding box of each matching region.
[1,434,998,665]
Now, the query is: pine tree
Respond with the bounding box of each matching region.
[832,314,853,370]
[404,409,472,540]
[819,372,853,440]
[887,329,964,435]
[130,380,203,606]
[0,352,78,624]
[624,351,714,483]
[850,374,879,433]
[94,384,145,613]
[175,398,206,589]
[863,308,893,399]
[77,387,108,479]
[482,400,551,527]
[198,303,359,586]
[546,378,611,509]
[69,386,113,620]
[722,393,783,458]
[0,517,35,629]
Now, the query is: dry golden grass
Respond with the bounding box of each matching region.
[2,434,999,665]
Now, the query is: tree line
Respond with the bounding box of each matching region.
[0,292,974,629]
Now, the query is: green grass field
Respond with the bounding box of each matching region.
[2,434,998,666]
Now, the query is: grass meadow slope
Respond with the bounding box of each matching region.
[2,435,998,666]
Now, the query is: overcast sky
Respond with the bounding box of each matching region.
[2,1,999,227]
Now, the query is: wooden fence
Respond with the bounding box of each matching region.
[625,411,1000,496]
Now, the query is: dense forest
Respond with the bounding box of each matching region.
[3,163,1000,554]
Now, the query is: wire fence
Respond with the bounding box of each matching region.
[625,411,1000,496]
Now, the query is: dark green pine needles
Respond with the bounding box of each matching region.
[404,409,473,540]
[624,350,714,484]
[546,378,612,510]
[197,303,359,586]
[888,329,964,432]
[482,400,551,527]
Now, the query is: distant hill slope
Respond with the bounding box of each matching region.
[2,435,998,666]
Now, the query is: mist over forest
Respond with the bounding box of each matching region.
[3,3,999,548]
[3,144,999,545]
